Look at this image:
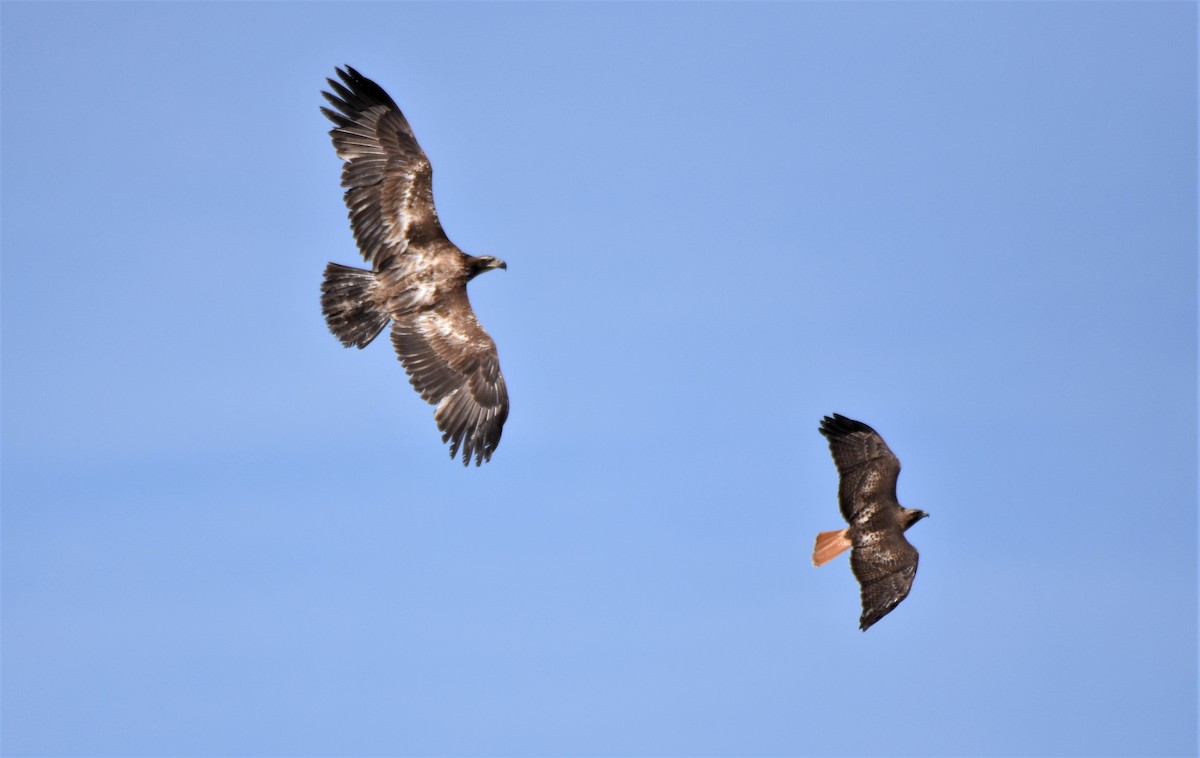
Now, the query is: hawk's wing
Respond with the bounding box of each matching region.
[850,529,919,631]
[390,290,508,466]
[819,414,901,525]
[321,66,446,270]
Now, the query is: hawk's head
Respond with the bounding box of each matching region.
[903,509,929,531]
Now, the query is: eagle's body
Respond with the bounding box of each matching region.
[319,66,508,466]
[813,414,928,631]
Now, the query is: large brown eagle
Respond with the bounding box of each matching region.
[319,66,508,466]
[813,414,928,631]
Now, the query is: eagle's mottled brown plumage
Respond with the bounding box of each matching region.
[319,66,508,466]
[814,414,928,631]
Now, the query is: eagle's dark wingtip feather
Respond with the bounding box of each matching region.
[326,65,399,111]
[331,66,356,88]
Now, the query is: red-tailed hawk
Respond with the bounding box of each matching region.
[319,66,508,466]
[813,414,928,631]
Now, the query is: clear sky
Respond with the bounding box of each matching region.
[2,2,1196,756]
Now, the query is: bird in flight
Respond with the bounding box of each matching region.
[319,66,509,466]
[813,414,928,631]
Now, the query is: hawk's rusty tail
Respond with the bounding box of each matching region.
[321,263,391,348]
[812,528,852,567]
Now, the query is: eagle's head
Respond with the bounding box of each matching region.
[903,509,929,530]
[467,255,507,280]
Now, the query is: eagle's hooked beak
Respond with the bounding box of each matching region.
[494,258,507,271]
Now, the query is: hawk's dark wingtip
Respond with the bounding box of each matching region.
[819,413,879,440]
[859,608,895,632]
[859,609,886,632]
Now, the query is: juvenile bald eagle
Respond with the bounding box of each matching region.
[813,414,928,631]
[319,66,508,466]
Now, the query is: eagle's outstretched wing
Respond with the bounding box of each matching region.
[390,290,508,466]
[321,66,446,270]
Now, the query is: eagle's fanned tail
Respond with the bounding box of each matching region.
[320,263,390,348]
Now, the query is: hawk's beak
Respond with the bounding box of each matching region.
[493,258,507,271]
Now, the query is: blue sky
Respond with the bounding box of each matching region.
[2,2,1195,756]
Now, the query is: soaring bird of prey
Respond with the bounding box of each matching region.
[813,414,928,631]
[319,66,508,466]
